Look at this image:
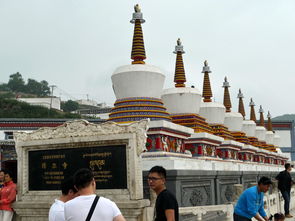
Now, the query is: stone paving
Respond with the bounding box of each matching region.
[288,211,295,220]
[272,211,295,220]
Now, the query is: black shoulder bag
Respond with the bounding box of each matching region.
[85,195,100,221]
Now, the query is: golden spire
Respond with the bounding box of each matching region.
[237,89,245,119]
[249,98,256,122]
[202,60,213,102]
[130,4,146,64]
[222,76,231,112]
[173,38,186,87]
[267,111,273,131]
[258,105,265,127]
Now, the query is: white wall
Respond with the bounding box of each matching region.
[274,130,291,147]
[17,97,61,110]
[76,99,98,106]
[0,131,5,140]
[81,113,109,119]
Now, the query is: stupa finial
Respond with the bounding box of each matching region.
[237,89,244,98]
[177,38,181,46]
[267,111,273,131]
[134,4,141,12]
[237,88,245,119]
[130,4,146,64]
[223,76,231,112]
[258,105,265,127]
[249,98,256,122]
[173,38,186,87]
[202,60,212,102]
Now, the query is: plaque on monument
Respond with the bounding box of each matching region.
[28,145,127,190]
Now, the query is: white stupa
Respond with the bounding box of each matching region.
[237,90,257,137]
[199,61,226,124]
[109,4,171,123]
[222,77,244,132]
[265,111,274,145]
[161,40,213,133]
[162,39,202,114]
[255,105,267,142]
[240,97,257,137]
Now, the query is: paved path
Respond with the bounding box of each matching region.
[281,210,295,220]
[288,211,295,220]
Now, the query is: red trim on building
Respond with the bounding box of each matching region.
[0,123,62,128]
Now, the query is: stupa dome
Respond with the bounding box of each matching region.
[199,101,225,124]
[255,126,266,141]
[265,131,274,145]
[241,120,256,137]
[273,133,280,146]
[112,64,165,99]
[162,87,201,114]
[224,112,243,131]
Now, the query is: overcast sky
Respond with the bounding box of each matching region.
[0,0,294,118]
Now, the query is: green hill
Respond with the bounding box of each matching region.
[272,114,295,121]
[0,98,81,118]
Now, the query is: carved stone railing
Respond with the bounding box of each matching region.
[176,185,295,221]
[179,204,234,221]
[259,182,295,216]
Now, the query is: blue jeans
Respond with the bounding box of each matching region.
[281,190,290,215]
[233,213,251,221]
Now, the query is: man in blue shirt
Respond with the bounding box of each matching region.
[234,176,272,221]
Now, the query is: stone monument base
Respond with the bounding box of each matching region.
[13,199,150,221]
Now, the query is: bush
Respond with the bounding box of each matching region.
[0,98,81,118]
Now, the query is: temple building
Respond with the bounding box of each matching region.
[106,4,288,166]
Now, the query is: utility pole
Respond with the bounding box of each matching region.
[49,85,56,109]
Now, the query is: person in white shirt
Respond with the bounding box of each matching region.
[49,177,78,221]
[64,168,125,221]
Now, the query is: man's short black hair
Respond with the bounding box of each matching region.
[258,176,272,185]
[61,177,78,195]
[285,163,291,170]
[74,168,94,190]
[149,166,166,179]
[274,212,285,220]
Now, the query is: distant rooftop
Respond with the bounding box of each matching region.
[0,118,105,130]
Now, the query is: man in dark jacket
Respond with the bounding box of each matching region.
[276,163,294,218]
[148,166,179,221]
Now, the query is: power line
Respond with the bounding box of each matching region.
[54,86,78,101]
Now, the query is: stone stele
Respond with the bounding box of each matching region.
[13,119,150,221]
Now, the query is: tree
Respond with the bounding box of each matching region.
[0,83,9,91]
[40,80,50,96]
[26,78,41,95]
[3,72,51,97]
[25,79,51,97]
[7,72,25,92]
[61,100,79,112]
